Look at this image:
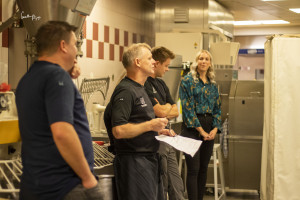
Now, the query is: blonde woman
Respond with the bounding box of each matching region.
[179,50,221,200]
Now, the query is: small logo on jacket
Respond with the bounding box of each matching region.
[152,86,157,94]
[140,97,147,107]
[58,81,64,86]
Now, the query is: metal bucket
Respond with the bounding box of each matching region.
[98,175,118,200]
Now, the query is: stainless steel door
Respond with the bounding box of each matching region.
[228,136,262,190]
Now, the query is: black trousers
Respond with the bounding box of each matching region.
[114,153,164,200]
[181,114,215,200]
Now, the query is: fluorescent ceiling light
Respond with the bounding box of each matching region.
[234,20,290,26]
[289,8,300,13]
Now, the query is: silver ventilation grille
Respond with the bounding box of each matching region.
[174,8,189,23]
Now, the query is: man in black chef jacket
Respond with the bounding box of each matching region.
[104,43,175,200]
[144,46,185,200]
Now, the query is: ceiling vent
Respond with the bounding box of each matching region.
[174,8,189,23]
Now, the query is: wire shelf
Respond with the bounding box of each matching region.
[0,143,114,195]
[93,143,114,169]
[0,159,22,193]
[79,77,110,106]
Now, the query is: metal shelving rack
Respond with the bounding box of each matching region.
[93,143,114,169]
[0,159,22,197]
[79,77,110,106]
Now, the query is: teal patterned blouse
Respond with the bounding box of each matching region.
[179,73,221,131]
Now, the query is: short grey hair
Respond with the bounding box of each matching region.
[122,43,151,68]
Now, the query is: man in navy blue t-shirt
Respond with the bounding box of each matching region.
[16,21,100,200]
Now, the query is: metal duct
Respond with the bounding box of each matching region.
[16,0,96,37]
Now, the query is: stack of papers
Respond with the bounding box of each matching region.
[155,135,202,157]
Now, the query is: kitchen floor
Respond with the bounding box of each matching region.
[181,188,260,200]
[203,193,260,200]
[202,190,260,200]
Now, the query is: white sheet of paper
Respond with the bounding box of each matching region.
[155,135,202,157]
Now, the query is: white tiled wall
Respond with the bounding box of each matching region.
[76,0,155,132]
[78,0,155,100]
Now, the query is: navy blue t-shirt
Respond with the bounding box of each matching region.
[16,61,94,200]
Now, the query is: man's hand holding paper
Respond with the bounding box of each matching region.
[155,135,202,157]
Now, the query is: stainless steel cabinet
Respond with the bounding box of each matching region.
[228,80,264,190]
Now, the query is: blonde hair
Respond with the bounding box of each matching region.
[122,43,151,68]
[190,50,216,84]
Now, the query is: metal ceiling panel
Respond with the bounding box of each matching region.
[216,0,300,26]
